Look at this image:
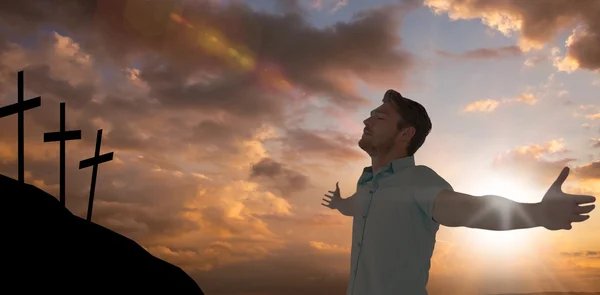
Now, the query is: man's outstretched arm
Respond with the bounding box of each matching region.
[333,196,355,217]
[434,191,544,230]
[322,182,355,216]
[431,167,596,231]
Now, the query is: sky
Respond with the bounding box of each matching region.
[0,0,599,294]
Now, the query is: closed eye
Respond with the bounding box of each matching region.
[370,110,385,120]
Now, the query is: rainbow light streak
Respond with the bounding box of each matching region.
[169,13,294,93]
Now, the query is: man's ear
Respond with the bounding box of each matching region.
[401,126,416,139]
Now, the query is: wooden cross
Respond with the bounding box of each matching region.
[0,71,41,183]
[44,102,82,207]
[79,129,113,222]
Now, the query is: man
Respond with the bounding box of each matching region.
[321,89,597,295]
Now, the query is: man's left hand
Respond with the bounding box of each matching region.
[538,167,596,230]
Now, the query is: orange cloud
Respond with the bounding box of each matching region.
[425,0,600,72]
[464,99,500,113]
[463,92,537,113]
[309,241,350,253]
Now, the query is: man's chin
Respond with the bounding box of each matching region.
[358,138,371,152]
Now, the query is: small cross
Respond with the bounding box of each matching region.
[79,129,113,222]
[44,102,82,207]
[0,71,41,183]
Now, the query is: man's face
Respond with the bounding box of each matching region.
[358,102,402,155]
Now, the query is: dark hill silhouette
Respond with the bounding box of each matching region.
[1,173,204,294]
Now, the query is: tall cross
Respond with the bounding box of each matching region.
[44,102,82,207]
[79,129,113,222]
[0,71,42,183]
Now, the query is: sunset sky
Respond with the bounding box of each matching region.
[0,0,599,294]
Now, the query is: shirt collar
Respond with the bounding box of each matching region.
[361,156,416,175]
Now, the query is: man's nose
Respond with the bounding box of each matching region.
[363,118,371,126]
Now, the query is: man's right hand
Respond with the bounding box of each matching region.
[322,182,342,209]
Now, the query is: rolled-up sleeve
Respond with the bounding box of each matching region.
[411,166,453,220]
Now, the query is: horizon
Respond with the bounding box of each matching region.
[0,0,599,294]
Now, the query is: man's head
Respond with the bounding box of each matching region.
[358,89,432,157]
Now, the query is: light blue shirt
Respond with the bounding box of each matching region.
[345,156,453,295]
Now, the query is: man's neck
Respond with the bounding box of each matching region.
[371,150,409,174]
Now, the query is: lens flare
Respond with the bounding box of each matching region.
[169,12,293,93]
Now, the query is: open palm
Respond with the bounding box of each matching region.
[539,167,596,230]
[322,182,342,209]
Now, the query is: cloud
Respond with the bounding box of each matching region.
[592,138,600,149]
[582,123,592,130]
[491,139,576,189]
[260,212,346,227]
[464,99,500,113]
[512,92,538,105]
[249,157,310,198]
[307,0,349,13]
[273,0,306,15]
[463,92,537,113]
[309,240,350,253]
[0,0,420,293]
[588,113,600,120]
[331,0,349,13]
[0,0,409,167]
[0,0,416,113]
[575,161,600,180]
[575,105,600,122]
[560,251,600,258]
[425,0,600,72]
[524,53,549,68]
[490,139,600,198]
[277,128,364,163]
[436,45,522,60]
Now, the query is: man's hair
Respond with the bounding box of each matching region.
[382,89,432,156]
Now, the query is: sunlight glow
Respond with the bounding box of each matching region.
[461,175,545,257]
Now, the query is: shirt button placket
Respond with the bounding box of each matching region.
[351,187,372,295]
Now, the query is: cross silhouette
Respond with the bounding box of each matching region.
[79,129,113,222]
[44,102,82,207]
[0,71,41,183]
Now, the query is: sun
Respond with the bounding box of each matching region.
[461,228,535,256]
[457,175,546,257]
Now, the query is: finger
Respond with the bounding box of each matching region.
[328,190,335,194]
[321,203,332,208]
[573,195,596,205]
[574,204,595,214]
[324,194,333,199]
[322,198,330,203]
[336,182,339,191]
[571,215,590,223]
[551,167,570,191]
